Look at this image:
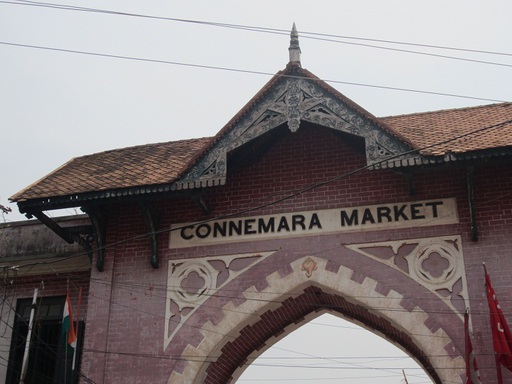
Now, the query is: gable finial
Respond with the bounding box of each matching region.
[288,22,301,66]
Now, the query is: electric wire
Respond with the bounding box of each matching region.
[0,300,443,384]
[0,282,499,383]
[2,87,511,383]
[0,40,507,105]
[0,264,492,378]
[0,287,99,384]
[3,0,512,62]
[2,119,510,352]
[5,115,512,275]
[1,247,502,358]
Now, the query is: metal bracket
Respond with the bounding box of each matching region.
[405,172,416,196]
[31,211,74,243]
[140,202,160,269]
[29,211,94,262]
[85,207,108,271]
[67,227,94,262]
[467,167,478,241]
[192,192,210,215]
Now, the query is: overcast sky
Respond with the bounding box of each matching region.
[1,1,511,383]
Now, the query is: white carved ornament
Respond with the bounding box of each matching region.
[164,251,276,351]
[346,235,469,316]
[178,76,411,188]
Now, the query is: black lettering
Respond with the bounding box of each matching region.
[410,203,425,220]
[258,218,275,233]
[181,225,194,240]
[377,207,392,223]
[277,217,290,232]
[213,222,226,238]
[292,215,306,231]
[309,213,322,229]
[229,220,243,236]
[361,208,375,224]
[244,219,257,235]
[196,224,211,239]
[393,205,409,221]
[425,201,443,217]
[340,210,358,226]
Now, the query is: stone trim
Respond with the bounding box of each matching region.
[166,255,464,384]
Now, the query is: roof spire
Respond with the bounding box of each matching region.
[288,23,301,66]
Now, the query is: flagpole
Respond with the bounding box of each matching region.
[65,281,68,383]
[72,287,82,372]
[495,353,503,384]
[402,369,409,384]
[19,287,38,384]
[483,262,512,383]
[484,263,502,384]
[464,309,472,384]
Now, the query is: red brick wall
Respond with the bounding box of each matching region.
[78,124,512,383]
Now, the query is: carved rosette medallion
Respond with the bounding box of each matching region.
[346,236,469,315]
[164,251,276,351]
[408,241,460,290]
[168,262,215,308]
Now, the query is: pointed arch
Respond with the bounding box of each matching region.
[166,256,465,384]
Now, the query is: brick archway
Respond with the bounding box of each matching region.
[166,256,465,384]
[207,286,441,384]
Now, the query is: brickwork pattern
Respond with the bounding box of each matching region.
[76,125,512,384]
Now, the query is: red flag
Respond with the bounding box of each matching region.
[484,265,512,371]
[465,309,481,383]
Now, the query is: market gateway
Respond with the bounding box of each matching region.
[169,198,458,248]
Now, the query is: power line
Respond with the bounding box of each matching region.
[0,285,99,384]
[3,0,512,62]
[5,116,512,279]
[0,273,491,383]
[2,93,510,383]
[0,294,441,384]
[0,40,506,104]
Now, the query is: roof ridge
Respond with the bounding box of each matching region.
[380,101,512,120]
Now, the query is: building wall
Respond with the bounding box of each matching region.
[75,125,512,383]
[0,217,90,383]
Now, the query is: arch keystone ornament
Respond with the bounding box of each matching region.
[301,257,318,278]
[166,250,465,384]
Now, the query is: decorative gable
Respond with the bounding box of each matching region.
[177,65,413,190]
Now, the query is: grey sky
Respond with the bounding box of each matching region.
[1,1,511,382]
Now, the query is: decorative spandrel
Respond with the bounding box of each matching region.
[346,235,469,316]
[164,251,276,351]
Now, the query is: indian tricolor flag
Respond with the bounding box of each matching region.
[62,292,77,349]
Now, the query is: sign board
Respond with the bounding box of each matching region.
[169,198,458,249]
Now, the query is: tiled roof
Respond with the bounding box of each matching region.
[10,97,512,204]
[381,102,512,156]
[11,138,211,202]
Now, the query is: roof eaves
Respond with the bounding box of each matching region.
[9,157,79,203]
[375,146,512,170]
[15,176,228,214]
[297,67,418,151]
[16,182,176,213]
